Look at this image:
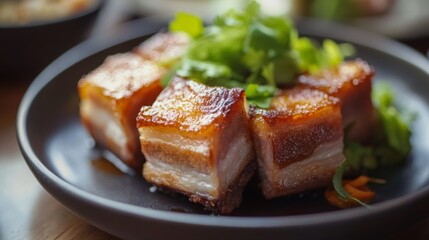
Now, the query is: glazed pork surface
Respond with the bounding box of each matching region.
[297,59,375,141]
[78,53,164,169]
[250,87,345,199]
[137,77,256,214]
[78,32,189,169]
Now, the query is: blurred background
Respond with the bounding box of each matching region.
[1,0,428,82]
[123,0,429,40]
[0,0,428,239]
[121,0,429,45]
[62,0,429,62]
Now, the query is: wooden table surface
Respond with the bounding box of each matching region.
[0,82,117,240]
[1,2,429,240]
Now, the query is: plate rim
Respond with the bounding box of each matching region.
[17,18,429,230]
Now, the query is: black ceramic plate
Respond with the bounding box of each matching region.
[17,19,429,240]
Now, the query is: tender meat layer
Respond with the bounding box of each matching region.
[250,88,345,199]
[138,78,255,214]
[142,130,254,200]
[297,59,375,141]
[78,53,164,169]
[258,138,344,198]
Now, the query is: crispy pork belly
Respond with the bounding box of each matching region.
[78,53,164,169]
[134,32,189,66]
[297,59,375,141]
[250,87,345,199]
[137,77,256,214]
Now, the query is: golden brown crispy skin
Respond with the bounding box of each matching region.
[138,77,256,214]
[78,53,164,102]
[250,88,344,199]
[137,77,245,134]
[297,59,375,141]
[78,53,164,169]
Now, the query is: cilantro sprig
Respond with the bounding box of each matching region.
[168,1,353,108]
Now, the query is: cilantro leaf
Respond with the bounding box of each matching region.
[262,53,299,86]
[176,59,232,83]
[323,39,344,67]
[245,83,276,108]
[169,1,350,106]
[169,12,204,38]
[372,82,412,156]
[243,16,291,59]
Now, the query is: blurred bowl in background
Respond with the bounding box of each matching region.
[0,0,105,82]
[127,0,244,21]
[286,0,429,40]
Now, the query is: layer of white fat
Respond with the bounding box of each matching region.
[140,128,251,199]
[81,100,131,159]
[144,160,217,200]
[139,128,210,156]
[218,133,252,191]
[276,138,344,188]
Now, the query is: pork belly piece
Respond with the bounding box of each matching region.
[250,87,345,199]
[78,53,164,169]
[134,32,189,66]
[297,59,375,141]
[137,77,256,214]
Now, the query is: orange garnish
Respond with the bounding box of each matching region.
[325,175,375,208]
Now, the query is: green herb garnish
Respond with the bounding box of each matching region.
[167,1,352,107]
[333,161,372,208]
[372,82,413,157]
[333,82,414,206]
[343,82,413,173]
[169,12,204,38]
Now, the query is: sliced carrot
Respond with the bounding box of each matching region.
[344,184,375,201]
[347,175,370,188]
[325,175,376,208]
[324,189,354,208]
